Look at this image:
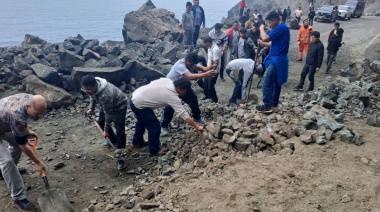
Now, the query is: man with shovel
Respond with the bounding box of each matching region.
[81,75,128,170]
[0,94,46,211]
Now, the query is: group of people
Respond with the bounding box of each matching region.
[0,2,346,211]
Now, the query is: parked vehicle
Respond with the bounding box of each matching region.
[345,0,366,18]
[376,9,380,16]
[315,5,337,22]
[337,5,353,20]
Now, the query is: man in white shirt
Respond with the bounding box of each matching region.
[161,52,216,136]
[295,7,303,23]
[225,58,256,106]
[208,23,228,81]
[130,77,204,156]
[202,37,220,103]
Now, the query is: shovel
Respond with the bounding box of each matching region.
[38,171,75,212]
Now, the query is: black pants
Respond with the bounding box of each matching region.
[98,108,127,149]
[298,64,316,90]
[219,54,225,79]
[161,88,201,128]
[193,25,201,46]
[296,17,301,23]
[203,75,218,102]
[309,16,314,26]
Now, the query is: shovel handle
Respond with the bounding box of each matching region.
[41,171,50,189]
[93,120,115,149]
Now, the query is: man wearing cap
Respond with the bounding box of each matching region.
[297,17,314,61]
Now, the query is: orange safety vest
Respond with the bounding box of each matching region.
[297,26,314,44]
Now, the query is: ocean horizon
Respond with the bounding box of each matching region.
[0,0,237,47]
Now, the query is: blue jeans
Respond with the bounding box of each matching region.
[229,79,242,104]
[262,64,281,108]
[130,101,161,155]
[98,108,127,149]
[161,88,200,128]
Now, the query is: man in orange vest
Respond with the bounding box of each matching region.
[297,17,314,61]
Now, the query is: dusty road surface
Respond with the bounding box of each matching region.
[1,16,380,212]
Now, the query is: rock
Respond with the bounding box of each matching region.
[13,56,31,72]
[370,60,380,74]
[311,105,329,116]
[315,136,327,145]
[320,98,336,109]
[358,89,370,107]
[300,130,316,144]
[122,8,182,44]
[334,113,345,123]
[288,17,300,29]
[58,51,85,73]
[303,111,317,121]
[82,49,100,60]
[71,66,127,88]
[233,140,251,151]
[337,129,354,143]
[53,162,65,170]
[193,157,206,167]
[316,115,344,132]
[65,34,85,45]
[58,41,76,52]
[257,130,274,146]
[123,60,164,82]
[23,75,74,108]
[221,128,234,136]
[137,0,156,12]
[82,39,99,49]
[366,116,380,127]
[161,43,178,62]
[139,203,160,210]
[242,131,256,138]
[31,63,62,86]
[142,191,155,200]
[22,34,47,46]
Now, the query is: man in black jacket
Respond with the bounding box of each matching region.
[294,31,324,92]
[325,28,344,74]
[232,28,257,60]
[192,0,205,46]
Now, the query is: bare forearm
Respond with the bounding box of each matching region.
[185,117,199,129]
[20,145,42,164]
[260,29,270,42]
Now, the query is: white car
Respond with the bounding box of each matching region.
[338,5,353,20]
[376,9,380,16]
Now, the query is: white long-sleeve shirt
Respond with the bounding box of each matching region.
[226,58,255,100]
[131,78,190,120]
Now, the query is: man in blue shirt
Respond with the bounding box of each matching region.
[257,11,290,113]
[191,0,205,46]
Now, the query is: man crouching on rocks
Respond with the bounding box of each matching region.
[130,77,205,156]
[81,75,128,170]
[0,94,46,211]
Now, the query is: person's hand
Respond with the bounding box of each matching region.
[316,68,320,72]
[255,49,258,54]
[26,130,39,141]
[241,99,247,104]
[102,131,109,138]
[86,109,95,116]
[211,63,218,70]
[35,161,45,175]
[197,126,205,132]
[205,70,217,77]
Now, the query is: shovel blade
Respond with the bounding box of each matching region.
[38,189,75,212]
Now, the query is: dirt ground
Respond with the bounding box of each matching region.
[1,16,380,212]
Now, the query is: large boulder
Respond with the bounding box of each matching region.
[22,34,47,47]
[122,8,182,44]
[31,63,62,87]
[23,75,74,108]
[137,0,156,12]
[58,51,85,73]
[13,56,31,72]
[123,60,164,82]
[71,67,127,88]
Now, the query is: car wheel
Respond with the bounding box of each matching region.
[348,16,351,20]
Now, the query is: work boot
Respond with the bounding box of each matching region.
[117,160,126,170]
[12,198,37,211]
[160,127,169,137]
